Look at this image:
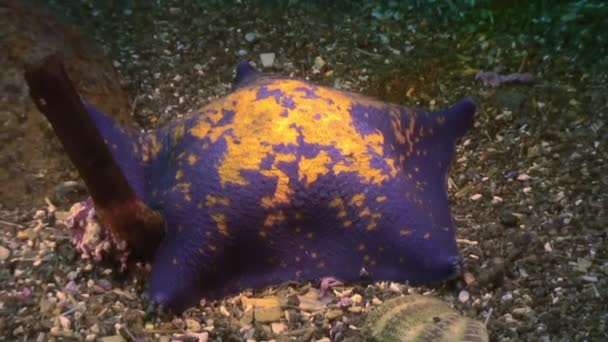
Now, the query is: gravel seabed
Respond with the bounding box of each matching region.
[1,1,606,341]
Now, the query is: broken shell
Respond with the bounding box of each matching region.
[362,294,488,342]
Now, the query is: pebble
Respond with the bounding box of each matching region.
[298,295,327,312]
[350,294,363,305]
[173,74,183,82]
[500,212,518,227]
[458,290,470,303]
[284,309,297,323]
[470,193,482,201]
[90,323,100,334]
[244,32,257,42]
[241,296,282,323]
[238,49,248,56]
[260,53,276,68]
[239,308,253,325]
[492,196,504,204]
[298,288,332,311]
[0,245,10,261]
[389,282,402,293]
[517,173,531,181]
[477,257,506,288]
[219,305,230,317]
[544,242,553,253]
[67,271,79,280]
[512,306,532,318]
[347,306,362,313]
[378,33,389,44]
[575,257,592,272]
[16,230,30,240]
[503,313,518,324]
[13,325,24,335]
[98,336,126,342]
[58,315,71,330]
[313,56,326,73]
[325,309,343,320]
[50,326,62,336]
[186,318,201,331]
[271,322,286,334]
[581,275,598,283]
[463,271,476,286]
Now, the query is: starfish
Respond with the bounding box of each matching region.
[25,56,475,313]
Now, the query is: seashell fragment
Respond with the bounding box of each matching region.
[363,294,488,342]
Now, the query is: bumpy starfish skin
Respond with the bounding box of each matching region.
[34,60,476,313]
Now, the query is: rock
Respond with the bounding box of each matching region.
[517,173,531,181]
[284,309,298,323]
[298,288,332,311]
[492,196,504,204]
[271,322,286,334]
[0,245,10,261]
[219,305,230,317]
[500,212,518,227]
[347,306,362,313]
[458,290,470,303]
[186,318,201,331]
[477,257,506,289]
[312,56,326,73]
[463,271,476,286]
[244,32,257,42]
[470,193,482,201]
[238,49,248,56]
[298,295,327,312]
[239,308,253,326]
[260,53,276,68]
[325,309,343,320]
[575,257,592,272]
[389,282,402,293]
[98,336,126,342]
[512,306,532,319]
[255,308,282,323]
[39,298,54,314]
[241,296,282,323]
[58,315,71,330]
[350,294,363,305]
[581,275,598,283]
[13,326,24,335]
[89,323,100,334]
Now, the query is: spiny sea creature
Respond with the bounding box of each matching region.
[24,55,475,313]
[363,294,489,342]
